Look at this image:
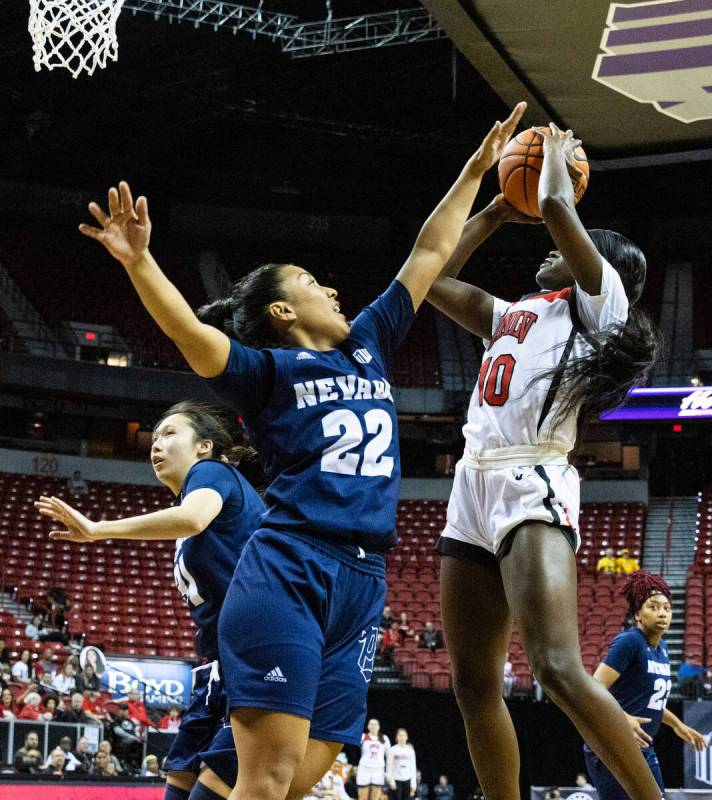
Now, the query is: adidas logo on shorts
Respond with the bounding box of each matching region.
[296,352,315,360]
[264,666,287,683]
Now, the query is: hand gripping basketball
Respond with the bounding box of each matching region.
[498,124,589,218]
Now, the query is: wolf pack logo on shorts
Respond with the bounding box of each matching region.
[357,626,379,683]
[592,0,712,123]
[352,348,373,365]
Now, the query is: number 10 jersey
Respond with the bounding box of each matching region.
[464,258,629,455]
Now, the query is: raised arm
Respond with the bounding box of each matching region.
[79,182,230,378]
[537,123,602,295]
[396,102,527,311]
[427,195,538,338]
[35,490,223,543]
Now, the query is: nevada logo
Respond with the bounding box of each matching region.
[592,0,712,123]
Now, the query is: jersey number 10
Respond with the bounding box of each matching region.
[478,354,516,407]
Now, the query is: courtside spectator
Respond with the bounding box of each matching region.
[52,661,76,694]
[615,548,640,574]
[141,754,161,777]
[596,547,617,574]
[58,736,82,772]
[416,770,429,799]
[58,693,92,724]
[76,664,100,693]
[158,706,182,731]
[126,687,151,729]
[66,470,88,497]
[37,671,55,697]
[1,686,17,718]
[14,731,43,773]
[72,737,92,773]
[17,691,51,720]
[417,620,443,651]
[25,614,44,641]
[35,647,54,678]
[433,775,454,800]
[503,657,516,698]
[112,703,143,765]
[100,739,123,774]
[41,747,66,777]
[381,605,395,630]
[43,695,60,719]
[398,611,415,639]
[679,659,707,697]
[0,637,9,665]
[82,689,106,721]
[11,649,32,683]
[46,586,69,629]
[575,773,594,790]
[90,749,115,777]
[381,621,404,664]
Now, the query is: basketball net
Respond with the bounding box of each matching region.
[28,0,124,79]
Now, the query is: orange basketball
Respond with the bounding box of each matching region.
[498,127,589,218]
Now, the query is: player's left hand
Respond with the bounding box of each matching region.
[470,101,527,173]
[676,723,707,751]
[487,193,542,225]
[34,495,98,542]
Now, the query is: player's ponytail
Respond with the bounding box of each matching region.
[196,262,290,349]
[538,230,662,426]
[155,401,267,491]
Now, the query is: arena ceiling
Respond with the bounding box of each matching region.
[423,0,712,163]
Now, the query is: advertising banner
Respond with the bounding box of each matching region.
[100,654,194,706]
[683,700,712,788]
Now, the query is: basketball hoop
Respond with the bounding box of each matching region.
[28,0,124,79]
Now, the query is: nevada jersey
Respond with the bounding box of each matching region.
[207,280,415,551]
[464,258,628,453]
[604,627,671,742]
[174,459,266,659]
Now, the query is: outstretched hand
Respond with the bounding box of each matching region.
[34,495,98,543]
[79,181,151,268]
[470,101,527,173]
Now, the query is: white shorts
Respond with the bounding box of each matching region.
[438,459,581,561]
[356,765,385,787]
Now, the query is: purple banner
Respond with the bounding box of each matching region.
[601,387,712,421]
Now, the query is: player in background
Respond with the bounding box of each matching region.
[356,719,393,800]
[426,122,664,800]
[390,728,417,800]
[587,571,706,799]
[75,101,527,800]
[35,402,266,800]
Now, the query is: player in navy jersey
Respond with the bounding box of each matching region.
[76,100,527,800]
[35,401,266,800]
[425,124,664,800]
[586,571,706,799]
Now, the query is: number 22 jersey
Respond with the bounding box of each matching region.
[603,627,671,741]
[206,280,415,552]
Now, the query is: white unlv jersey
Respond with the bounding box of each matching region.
[359,733,390,768]
[464,259,629,453]
[391,744,417,783]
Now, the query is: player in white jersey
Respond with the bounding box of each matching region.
[356,719,393,800]
[427,124,662,800]
[390,729,417,800]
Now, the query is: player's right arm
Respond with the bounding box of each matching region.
[35,490,223,542]
[79,182,230,378]
[592,662,652,748]
[426,196,536,338]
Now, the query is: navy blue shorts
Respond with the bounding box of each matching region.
[163,661,225,774]
[216,528,386,746]
[584,744,664,799]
